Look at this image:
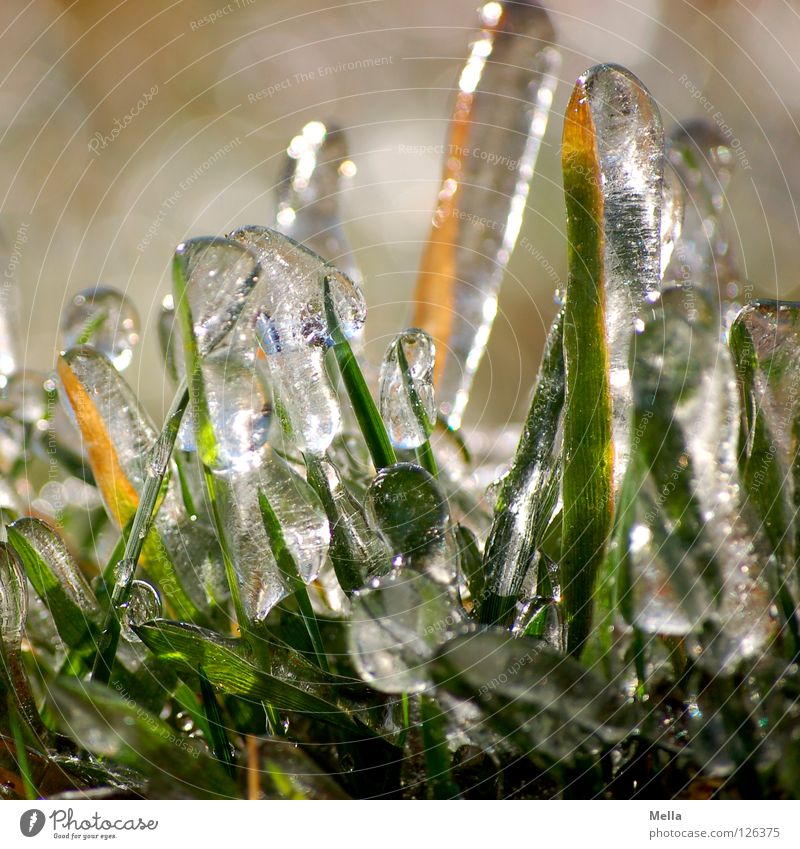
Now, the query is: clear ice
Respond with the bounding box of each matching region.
[349,570,465,694]
[0,541,26,648]
[173,237,261,358]
[212,451,330,622]
[60,286,141,371]
[412,0,559,428]
[576,64,664,487]
[365,462,456,586]
[379,329,436,449]
[627,287,775,663]
[230,226,365,453]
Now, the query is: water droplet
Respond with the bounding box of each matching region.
[121,580,162,641]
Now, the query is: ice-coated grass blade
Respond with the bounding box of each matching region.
[257,489,329,672]
[394,336,438,477]
[430,632,632,769]
[560,78,613,657]
[198,665,235,778]
[729,305,800,648]
[48,676,238,799]
[411,0,559,427]
[7,518,98,651]
[7,700,37,799]
[324,274,396,470]
[58,350,199,624]
[90,382,192,684]
[135,619,357,732]
[479,309,564,627]
[420,695,460,799]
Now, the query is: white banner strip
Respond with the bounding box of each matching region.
[1,800,798,848]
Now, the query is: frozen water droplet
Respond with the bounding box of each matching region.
[121,580,162,640]
[60,286,140,371]
[0,542,26,649]
[275,122,362,285]
[173,237,261,357]
[412,1,558,426]
[379,329,436,449]
[349,570,465,694]
[365,463,456,585]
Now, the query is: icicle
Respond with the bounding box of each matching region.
[0,541,26,649]
[412,0,559,428]
[572,64,664,488]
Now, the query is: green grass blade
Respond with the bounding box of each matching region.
[198,665,235,778]
[560,90,613,656]
[420,695,460,799]
[135,620,357,731]
[324,274,397,470]
[91,383,191,684]
[7,698,37,800]
[7,519,98,651]
[257,489,329,672]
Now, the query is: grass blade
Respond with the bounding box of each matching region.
[560,84,613,656]
[324,274,397,470]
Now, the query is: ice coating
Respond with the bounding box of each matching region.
[60,286,141,371]
[275,121,362,285]
[365,463,456,585]
[349,570,465,694]
[574,64,664,485]
[255,341,339,454]
[628,287,775,663]
[305,453,390,591]
[173,237,261,358]
[196,350,272,472]
[121,580,162,640]
[10,517,98,617]
[57,347,217,611]
[412,0,559,428]
[213,451,330,622]
[0,541,26,648]
[733,300,800,465]
[663,119,740,305]
[379,329,436,449]
[229,226,364,453]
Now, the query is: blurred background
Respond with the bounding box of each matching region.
[1,0,799,429]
